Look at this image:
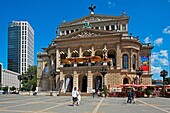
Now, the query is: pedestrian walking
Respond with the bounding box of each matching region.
[77,89,81,105]
[132,88,136,103]
[127,90,132,103]
[92,88,95,98]
[72,87,78,106]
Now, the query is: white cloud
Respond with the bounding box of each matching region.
[107,1,116,8]
[154,38,163,46]
[151,65,162,74]
[151,50,169,66]
[158,58,169,66]
[163,26,170,34]
[144,36,151,43]
[160,50,168,58]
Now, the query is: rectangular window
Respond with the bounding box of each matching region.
[111,25,115,30]
[106,26,109,30]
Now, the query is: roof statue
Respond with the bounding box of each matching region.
[62,18,66,23]
[88,4,96,14]
[121,10,127,16]
[83,21,92,28]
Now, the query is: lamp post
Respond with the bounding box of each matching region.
[73,50,78,67]
[136,68,143,84]
[102,48,107,66]
[87,49,92,66]
[17,74,22,92]
[160,69,168,96]
[136,68,143,97]
[100,66,107,88]
[100,48,108,89]
[28,74,34,91]
[51,70,56,92]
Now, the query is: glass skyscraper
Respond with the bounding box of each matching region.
[8,21,34,74]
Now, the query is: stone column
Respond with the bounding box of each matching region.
[148,54,151,74]
[137,51,140,68]
[126,24,128,31]
[91,45,95,56]
[87,71,92,93]
[79,46,82,57]
[68,47,71,58]
[116,43,121,69]
[56,49,60,68]
[73,71,78,88]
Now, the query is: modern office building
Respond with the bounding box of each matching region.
[0,63,20,89]
[8,21,34,74]
[37,6,153,94]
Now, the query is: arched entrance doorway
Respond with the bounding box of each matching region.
[82,76,87,92]
[93,75,102,91]
[65,75,73,92]
[123,78,129,84]
[78,74,87,92]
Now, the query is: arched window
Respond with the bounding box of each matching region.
[132,55,136,70]
[122,24,126,30]
[122,54,128,69]
[123,78,129,84]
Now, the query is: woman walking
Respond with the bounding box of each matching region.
[77,89,81,105]
[72,87,78,106]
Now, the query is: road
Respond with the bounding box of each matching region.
[0,95,170,113]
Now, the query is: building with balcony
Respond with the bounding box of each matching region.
[37,7,153,94]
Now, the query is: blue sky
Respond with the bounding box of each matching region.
[0,0,170,79]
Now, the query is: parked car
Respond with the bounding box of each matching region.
[0,90,4,94]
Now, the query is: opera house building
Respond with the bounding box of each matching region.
[37,7,153,94]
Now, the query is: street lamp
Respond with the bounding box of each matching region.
[100,48,108,89]
[136,68,143,97]
[102,48,107,66]
[73,50,78,67]
[136,68,143,84]
[160,69,168,96]
[51,70,56,92]
[17,74,22,92]
[100,66,107,88]
[28,74,34,91]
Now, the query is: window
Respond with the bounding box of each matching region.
[122,24,126,30]
[106,26,109,30]
[132,55,136,70]
[122,54,128,69]
[111,25,115,30]
[95,27,99,29]
[66,30,69,34]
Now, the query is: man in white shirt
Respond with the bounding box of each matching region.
[72,87,78,106]
[92,88,95,98]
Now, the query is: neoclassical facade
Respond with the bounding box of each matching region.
[37,9,153,94]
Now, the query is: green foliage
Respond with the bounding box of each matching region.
[2,86,8,91]
[167,89,170,92]
[165,77,170,85]
[103,85,108,95]
[149,86,155,90]
[10,86,16,91]
[144,89,152,96]
[21,66,37,91]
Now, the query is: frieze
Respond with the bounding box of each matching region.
[57,38,119,47]
[72,30,100,38]
[71,17,113,25]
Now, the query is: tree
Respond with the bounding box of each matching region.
[10,86,16,91]
[22,66,37,91]
[165,77,170,85]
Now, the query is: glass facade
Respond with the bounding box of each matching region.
[8,21,34,74]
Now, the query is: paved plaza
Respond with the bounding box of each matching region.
[0,95,170,113]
